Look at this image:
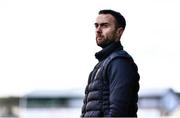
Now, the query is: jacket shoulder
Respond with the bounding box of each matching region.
[103,50,133,68]
[101,50,138,80]
[110,50,133,61]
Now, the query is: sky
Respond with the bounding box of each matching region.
[0,0,180,97]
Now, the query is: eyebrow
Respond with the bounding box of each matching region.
[94,22,109,26]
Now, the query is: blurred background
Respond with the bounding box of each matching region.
[0,0,180,117]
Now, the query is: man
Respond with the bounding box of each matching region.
[81,9,140,117]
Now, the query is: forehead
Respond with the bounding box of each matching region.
[96,14,116,24]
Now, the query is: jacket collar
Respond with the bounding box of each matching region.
[95,41,123,61]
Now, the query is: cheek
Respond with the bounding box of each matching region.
[103,29,112,36]
[105,30,115,38]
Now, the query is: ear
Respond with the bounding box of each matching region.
[116,27,124,38]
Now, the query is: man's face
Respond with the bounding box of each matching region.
[95,14,118,48]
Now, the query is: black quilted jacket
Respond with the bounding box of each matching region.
[81,41,140,117]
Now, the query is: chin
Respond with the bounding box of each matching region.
[97,43,106,48]
[96,40,107,48]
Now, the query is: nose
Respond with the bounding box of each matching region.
[96,26,102,34]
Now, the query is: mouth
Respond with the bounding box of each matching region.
[96,35,103,40]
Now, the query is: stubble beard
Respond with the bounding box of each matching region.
[96,36,106,48]
[96,37,113,48]
[96,34,116,48]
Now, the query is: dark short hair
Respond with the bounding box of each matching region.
[99,9,126,29]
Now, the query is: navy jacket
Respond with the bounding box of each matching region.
[81,41,140,117]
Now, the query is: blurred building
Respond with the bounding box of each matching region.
[0,88,180,118]
[19,89,84,118]
[138,88,180,117]
[0,96,19,117]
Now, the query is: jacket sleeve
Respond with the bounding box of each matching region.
[105,58,139,117]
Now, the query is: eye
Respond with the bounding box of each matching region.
[94,23,98,28]
[103,24,108,28]
[101,23,109,28]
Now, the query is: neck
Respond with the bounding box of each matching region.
[95,41,123,61]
